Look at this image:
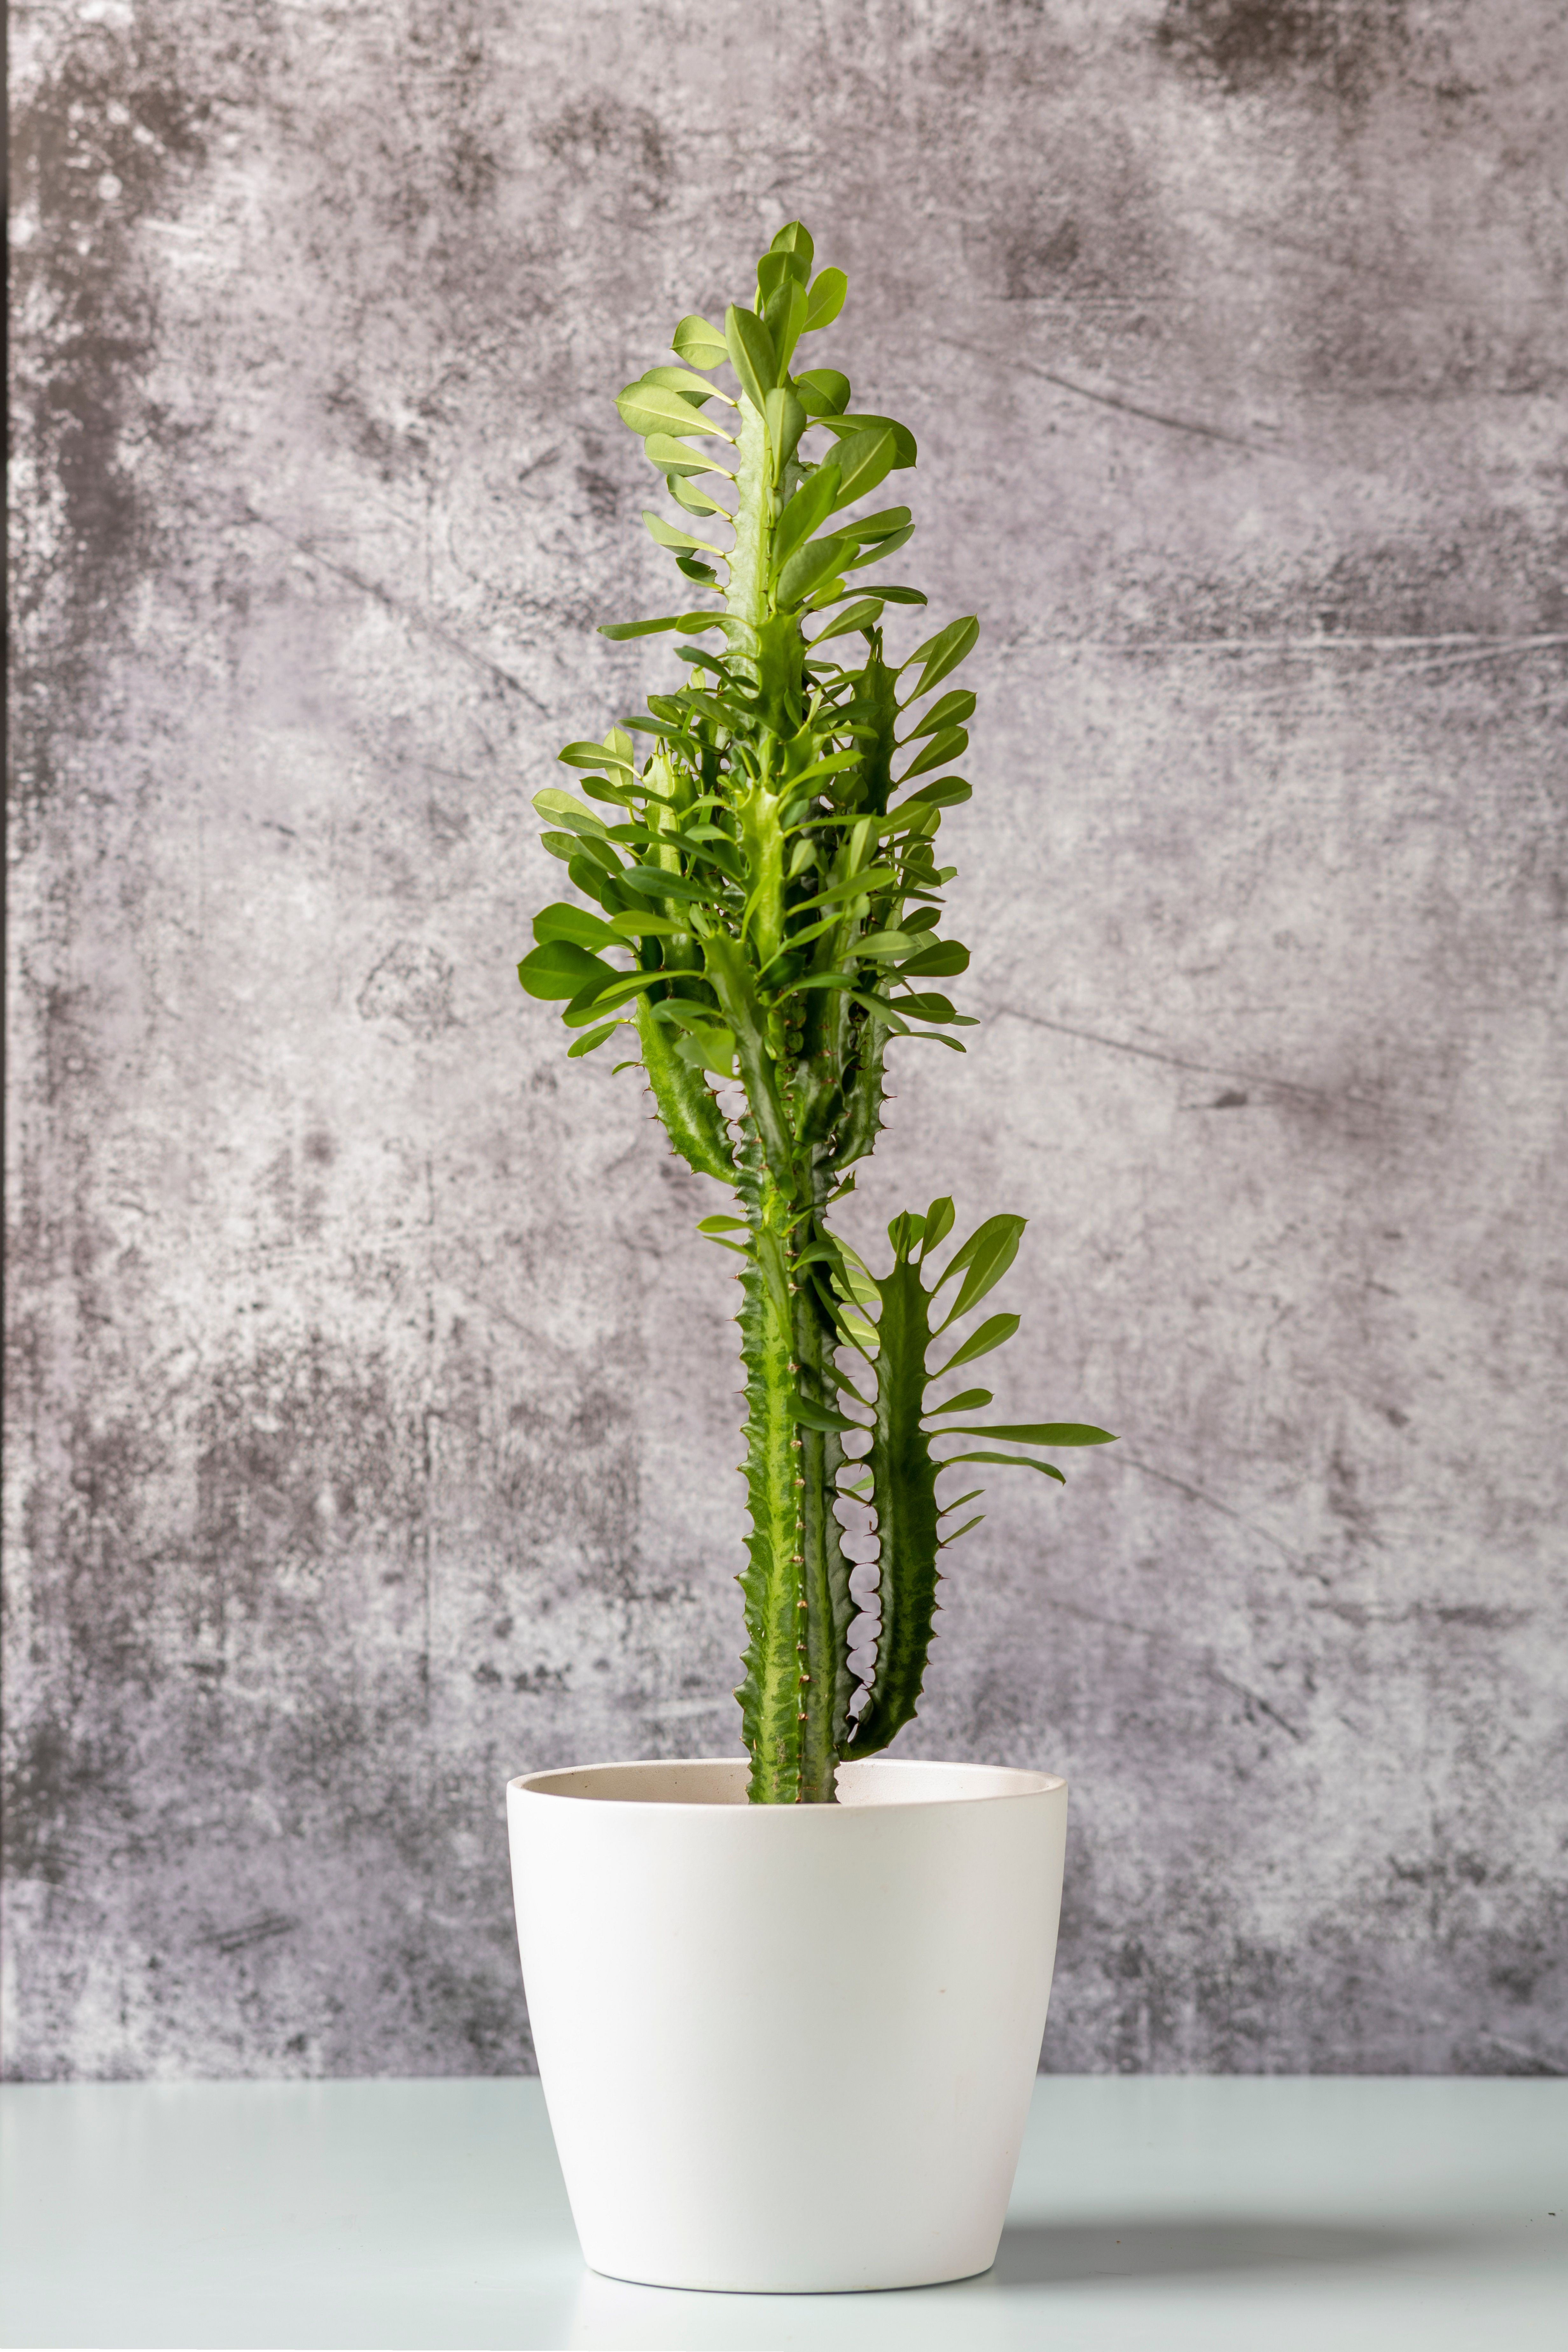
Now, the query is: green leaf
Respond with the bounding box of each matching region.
[898,727,968,781]
[697,1213,750,1233]
[615,383,721,441]
[803,266,847,334]
[847,526,915,571]
[643,510,721,553]
[904,614,979,699]
[788,1390,861,1434]
[559,739,634,773]
[725,303,778,409]
[532,901,622,950]
[877,586,929,605]
[566,1021,620,1058]
[935,1214,1027,1322]
[570,833,624,875]
[897,938,969,977]
[921,1196,956,1252]
[939,1422,1086,1445]
[673,1023,737,1078]
[925,1388,993,1416]
[517,940,618,1000]
[938,1514,986,1545]
[758,247,811,302]
[566,850,612,899]
[771,219,815,267]
[896,776,972,811]
[772,463,843,577]
[904,689,976,739]
[639,365,726,404]
[532,788,607,835]
[668,473,731,518]
[795,367,851,416]
[895,991,967,1024]
[829,427,896,512]
[671,314,729,370]
[973,1422,1117,1446]
[606,910,688,938]
[818,412,918,468]
[644,434,718,479]
[562,968,669,1022]
[764,383,807,468]
[765,279,810,375]
[779,745,861,789]
[777,533,854,609]
[649,998,722,1034]
[808,596,884,646]
[598,614,683,641]
[840,504,912,545]
[937,1450,1066,1483]
[617,864,718,904]
[935,1312,1020,1372]
[790,863,898,913]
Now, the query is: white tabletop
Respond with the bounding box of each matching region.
[2,2074,1562,2349]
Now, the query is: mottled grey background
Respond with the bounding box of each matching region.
[6,0,1566,2082]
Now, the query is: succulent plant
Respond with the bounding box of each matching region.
[519,221,1114,1802]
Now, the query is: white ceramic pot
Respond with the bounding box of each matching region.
[506,1754,1067,2293]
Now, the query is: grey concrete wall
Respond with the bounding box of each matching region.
[6,0,1565,2080]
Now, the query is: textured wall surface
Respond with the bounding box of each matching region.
[6,0,1565,2080]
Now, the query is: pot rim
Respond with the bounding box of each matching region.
[509,1755,1066,1811]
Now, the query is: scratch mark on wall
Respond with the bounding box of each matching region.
[241,506,546,708]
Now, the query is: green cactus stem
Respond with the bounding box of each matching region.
[518,223,1116,1800]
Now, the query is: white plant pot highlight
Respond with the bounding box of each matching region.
[506,1755,1067,2293]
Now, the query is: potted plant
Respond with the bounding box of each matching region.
[508,220,1115,2294]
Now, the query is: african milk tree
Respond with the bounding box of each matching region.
[518,221,1114,1802]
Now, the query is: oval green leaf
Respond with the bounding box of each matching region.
[615,383,718,440]
[903,614,979,699]
[724,303,778,409]
[935,1313,1021,1373]
[898,727,969,782]
[517,940,618,1001]
[803,266,847,334]
[566,1021,620,1058]
[532,901,622,950]
[936,1449,1067,1484]
[829,427,896,512]
[640,365,724,403]
[777,533,854,609]
[671,314,729,370]
[808,596,884,646]
[897,939,969,978]
[795,367,851,416]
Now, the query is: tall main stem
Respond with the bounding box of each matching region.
[725,401,852,1802]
